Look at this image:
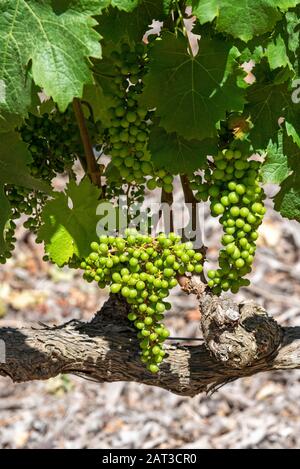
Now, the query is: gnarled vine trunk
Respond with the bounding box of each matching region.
[1,282,300,397]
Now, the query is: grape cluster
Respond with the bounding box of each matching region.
[189,174,209,202]
[146,169,174,194]
[195,149,265,294]
[80,230,203,373]
[0,220,16,264]
[20,107,83,181]
[2,106,94,262]
[104,43,174,194]
[5,107,82,229]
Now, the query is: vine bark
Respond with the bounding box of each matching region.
[0,290,299,397]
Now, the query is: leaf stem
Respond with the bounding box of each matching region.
[72,98,102,188]
[174,0,194,57]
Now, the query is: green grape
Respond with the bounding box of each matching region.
[78,231,204,372]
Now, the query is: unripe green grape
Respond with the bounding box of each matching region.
[213,169,225,180]
[111,283,121,293]
[222,234,234,245]
[235,218,245,228]
[235,258,245,268]
[228,192,239,204]
[226,243,236,255]
[212,203,225,215]
[230,206,240,217]
[209,186,220,197]
[148,364,159,373]
[163,184,173,193]
[220,195,230,206]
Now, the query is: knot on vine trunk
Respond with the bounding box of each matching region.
[91,294,131,326]
[200,296,283,369]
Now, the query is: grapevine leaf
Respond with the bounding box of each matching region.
[286,120,300,147]
[38,178,101,266]
[0,0,103,119]
[96,0,166,43]
[245,81,291,149]
[0,130,50,251]
[82,83,118,126]
[189,0,300,42]
[51,1,111,14]
[274,172,300,222]
[268,122,300,221]
[111,0,139,11]
[265,35,292,70]
[140,32,245,140]
[286,101,300,147]
[285,10,300,57]
[149,126,216,173]
[261,132,291,183]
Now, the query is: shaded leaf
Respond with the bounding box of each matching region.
[97,0,165,44]
[0,130,50,251]
[149,126,216,173]
[141,32,245,140]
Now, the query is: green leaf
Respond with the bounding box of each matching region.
[0,0,103,119]
[245,81,291,149]
[111,0,140,11]
[266,123,300,221]
[96,0,165,44]
[265,35,292,70]
[190,0,300,42]
[285,10,300,57]
[274,172,300,221]
[286,101,300,146]
[82,83,118,126]
[261,132,291,183]
[286,120,300,147]
[149,126,216,173]
[38,178,101,266]
[0,130,50,251]
[140,32,245,140]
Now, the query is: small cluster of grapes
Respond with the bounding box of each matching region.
[104,43,174,195]
[20,108,82,181]
[80,230,203,373]
[0,220,16,264]
[6,107,82,229]
[2,106,93,261]
[193,149,265,294]
[188,174,208,201]
[146,169,174,194]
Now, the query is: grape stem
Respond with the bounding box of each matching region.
[158,188,174,232]
[180,174,198,234]
[72,98,102,188]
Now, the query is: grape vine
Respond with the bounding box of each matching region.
[1,0,299,376]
